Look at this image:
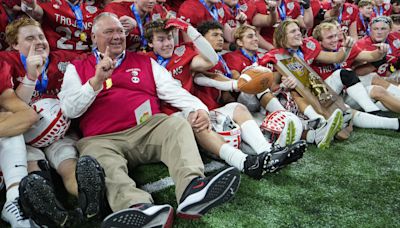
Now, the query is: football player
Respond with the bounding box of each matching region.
[2,17,105,227]
[20,0,101,52]
[145,19,307,179]
[0,61,38,227]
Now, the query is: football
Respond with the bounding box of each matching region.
[24,98,71,148]
[237,66,274,94]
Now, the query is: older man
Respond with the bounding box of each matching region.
[58,12,240,228]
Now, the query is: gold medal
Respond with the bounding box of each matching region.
[105,78,112,89]
[390,64,396,73]
[80,32,87,42]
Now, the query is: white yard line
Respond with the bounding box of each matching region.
[140,161,226,193]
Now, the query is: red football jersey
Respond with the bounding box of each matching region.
[0,50,84,102]
[178,0,228,27]
[321,2,358,31]
[223,49,261,73]
[39,0,101,52]
[260,37,322,71]
[311,46,361,80]
[0,61,13,94]
[153,3,176,19]
[194,60,229,110]
[223,0,257,28]
[371,4,392,17]
[0,5,9,51]
[350,33,400,77]
[356,13,371,38]
[257,0,302,45]
[148,43,199,114]
[104,1,157,51]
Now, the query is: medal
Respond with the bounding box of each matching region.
[80,32,87,42]
[105,78,112,89]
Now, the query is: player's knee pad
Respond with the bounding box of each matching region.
[340,69,360,87]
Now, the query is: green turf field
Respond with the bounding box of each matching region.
[1,126,400,227]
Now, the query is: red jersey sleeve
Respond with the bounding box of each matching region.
[0,61,13,94]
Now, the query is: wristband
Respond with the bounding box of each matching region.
[22,75,37,87]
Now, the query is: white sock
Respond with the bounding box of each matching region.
[347,82,380,112]
[306,130,316,144]
[219,144,247,171]
[353,111,399,130]
[265,97,285,112]
[375,101,389,111]
[0,135,28,190]
[387,84,400,97]
[6,186,19,202]
[240,120,271,154]
[304,105,325,121]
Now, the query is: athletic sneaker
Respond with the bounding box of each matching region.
[101,204,174,228]
[1,198,32,228]
[315,109,343,149]
[177,167,240,219]
[266,140,308,172]
[76,155,106,220]
[243,152,271,180]
[19,173,83,227]
[276,119,297,147]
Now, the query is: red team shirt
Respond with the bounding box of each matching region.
[0,5,9,51]
[178,0,228,27]
[148,43,198,114]
[0,61,13,94]
[256,0,302,44]
[371,3,392,17]
[321,2,357,33]
[38,0,101,52]
[222,0,257,28]
[350,33,400,77]
[260,37,322,71]
[104,2,157,51]
[311,45,361,80]
[194,60,229,110]
[0,51,83,102]
[223,49,259,73]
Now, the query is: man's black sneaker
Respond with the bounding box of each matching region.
[101,204,174,228]
[177,167,240,219]
[243,152,271,180]
[267,140,307,172]
[76,155,106,220]
[19,173,83,227]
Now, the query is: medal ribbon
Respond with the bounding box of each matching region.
[67,1,84,31]
[156,55,171,67]
[240,48,257,63]
[359,12,370,36]
[131,4,150,49]
[20,53,49,94]
[218,54,232,78]
[199,0,219,21]
[93,48,126,68]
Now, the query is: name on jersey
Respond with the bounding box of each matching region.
[55,13,93,30]
[317,65,335,74]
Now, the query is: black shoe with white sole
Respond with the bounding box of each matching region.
[101,204,174,228]
[76,155,106,220]
[19,173,83,227]
[267,140,307,172]
[177,167,240,219]
[243,152,271,180]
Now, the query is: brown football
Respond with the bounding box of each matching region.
[238,66,274,94]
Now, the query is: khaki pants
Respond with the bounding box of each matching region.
[77,114,204,212]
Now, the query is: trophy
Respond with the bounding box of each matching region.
[274,53,352,140]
